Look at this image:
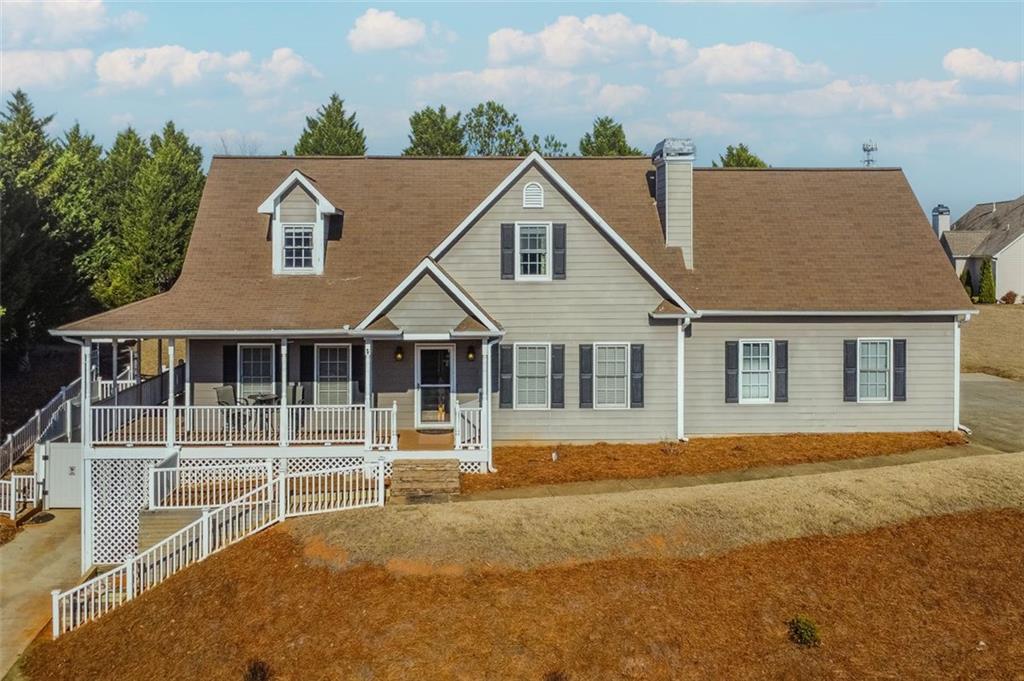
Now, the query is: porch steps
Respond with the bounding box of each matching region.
[390,458,460,502]
[137,509,202,553]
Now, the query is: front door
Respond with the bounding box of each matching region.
[415,344,454,429]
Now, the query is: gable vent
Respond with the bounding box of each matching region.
[522,181,544,209]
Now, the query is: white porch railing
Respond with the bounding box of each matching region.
[53,461,385,637]
[287,405,364,444]
[174,406,280,445]
[95,380,136,401]
[149,462,273,509]
[92,406,166,445]
[454,398,484,450]
[369,402,397,450]
[0,474,39,519]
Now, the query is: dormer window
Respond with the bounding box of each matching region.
[522,181,544,208]
[258,169,338,276]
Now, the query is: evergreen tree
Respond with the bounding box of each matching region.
[578,116,643,156]
[464,101,533,156]
[712,143,768,168]
[978,259,997,304]
[294,94,366,156]
[531,133,568,157]
[95,122,205,307]
[403,105,466,156]
[959,267,974,297]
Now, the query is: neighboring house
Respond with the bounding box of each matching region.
[50,139,973,567]
[937,196,1024,301]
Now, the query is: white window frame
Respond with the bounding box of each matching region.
[282,223,315,272]
[237,343,275,401]
[593,342,631,410]
[270,180,326,276]
[856,337,893,404]
[313,343,353,406]
[514,222,553,282]
[522,181,544,208]
[513,342,551,410]
[738,339,774,405]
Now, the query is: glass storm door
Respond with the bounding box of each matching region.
[416,345,453,429]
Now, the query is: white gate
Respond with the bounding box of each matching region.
[44,442,84,508]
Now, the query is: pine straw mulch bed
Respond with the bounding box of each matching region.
[463,431,966,493]
[23,509,1024,681]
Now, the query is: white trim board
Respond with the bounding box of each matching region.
[427,152,695,315]
[257,169,337,215]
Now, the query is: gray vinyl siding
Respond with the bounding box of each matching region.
[438,167,677,442]
[279,185,316,222]
[387,274,469,332]
[684,318,956,434]
[662,161,693,269]
[995,236,1024,301]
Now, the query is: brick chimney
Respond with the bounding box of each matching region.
[653,138,696,269]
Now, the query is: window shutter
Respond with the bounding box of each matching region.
[553,223,567,280]
[351,345,365,397]
[630,344,644,408]
[893,339,907,402]
[550,345,565,408]
[579,344,593,408]
[499,344,513,408]
[843,340,857,402]
[299,345,315,382]
[490,343,499,393]
[724,341,738,403]
[222,344,237,385]
[774,340,788,403]
[500,224,515,280]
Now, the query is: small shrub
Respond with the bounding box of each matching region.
[787,615,821,647]
[978,259,997,304]
[244,659,272,681]
[1000,290,1018,305]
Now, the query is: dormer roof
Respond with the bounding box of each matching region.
[257,169,338,215]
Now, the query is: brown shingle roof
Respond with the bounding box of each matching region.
[57,158,970,334]
[943,195,1024,257]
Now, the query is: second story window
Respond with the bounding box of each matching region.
[516,222,551,280]
[283,225,314,271]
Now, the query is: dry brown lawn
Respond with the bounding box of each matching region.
[23,509,1024,680]
[962,304,1024,381]
[465,431,965,493]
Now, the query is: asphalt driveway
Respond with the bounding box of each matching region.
[961,373,1024,453]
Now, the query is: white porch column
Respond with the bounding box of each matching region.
[364,341,373,449]
[134,338,142,384]
[482,341,492,453]
[279,339,289,447]
[110,339,119,406]
[166,338,176,448]
[80,340,92,447]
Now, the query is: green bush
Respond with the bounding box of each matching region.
[960,268,974,296]
[787,614,821,647]
[978,259,997,303]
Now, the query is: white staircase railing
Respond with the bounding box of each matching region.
[52,461,386,637]
[1,377,81,477]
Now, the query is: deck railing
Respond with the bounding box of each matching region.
[149,462,273,509]
[175,406,280,445]
[454,399,484,450]
[92,406,167,445]
[1,376,80,477]
[369,402,397,450]
[287,404,365,444]
[95,380,136,401]
[0,474,40,519]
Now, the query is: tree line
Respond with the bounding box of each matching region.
[0,89,766,359]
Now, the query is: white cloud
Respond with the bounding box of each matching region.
[225,48,320,97]
[723,78,964,118]
[347,9,426,52]
[95,46,250,89]
[488,13,690,67]
[3,0,144,48]
[1,49,93,89]
[662,42,829,85]
[666,109,745,136]
[943,48,1023,84]
[413,66,599,105]
[595,83,649,112]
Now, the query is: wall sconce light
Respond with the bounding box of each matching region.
[394,345,404,362]
[466,345,476,362]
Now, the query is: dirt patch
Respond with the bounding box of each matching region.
[23,509,1024,680]
[962,304,1024,381]
[466,431,965,493]
[0,518,19,546]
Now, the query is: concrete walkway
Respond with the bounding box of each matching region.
[459,443,1004,502]
[961,373,1024,453]
[0,510,82,677]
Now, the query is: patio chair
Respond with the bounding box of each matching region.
[214,385,249,436]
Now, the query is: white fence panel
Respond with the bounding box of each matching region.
[284,463,384,516]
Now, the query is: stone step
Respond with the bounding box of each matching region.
[390,459,460,498]
[137,509,202,553]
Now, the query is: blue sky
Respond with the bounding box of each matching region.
[3,1,1022,219]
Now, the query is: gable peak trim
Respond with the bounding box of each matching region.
[257,169,337,214]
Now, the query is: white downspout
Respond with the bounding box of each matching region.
[676,319,690,442]
[364,341,374,451]
[484,338,499,472]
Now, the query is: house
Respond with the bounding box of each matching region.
[50,139,972,567]
[937,196,1024,301]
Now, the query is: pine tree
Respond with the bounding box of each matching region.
[95,122,205,307]
[959,267,974,297]
[403,105,466,156]
[978,259,997,304]
[294,94,366,156]
[578,116,643,156]
[531,133,568,157]
[712,143,768,168]
[464,101,533,156]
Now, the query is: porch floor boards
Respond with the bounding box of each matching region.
[397,429,455,451]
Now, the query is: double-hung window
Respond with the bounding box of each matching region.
[857,338,892,402]
[515,222,551,280]
[514,343,550,409]
[283,224,314,271]
[238,344,275,401]
[315,344,351,405]
[594,343,629,408]
[739,340,773,403]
